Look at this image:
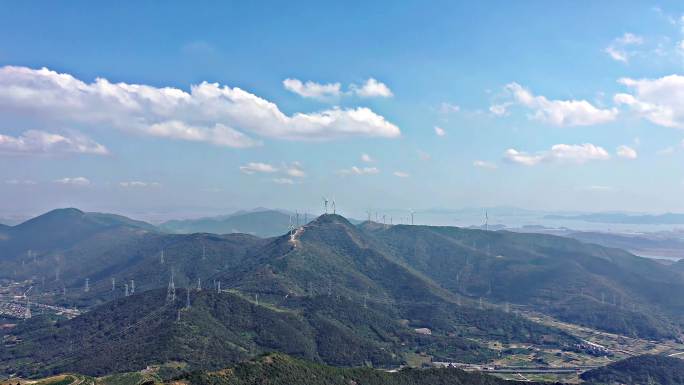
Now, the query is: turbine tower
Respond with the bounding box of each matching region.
[322,197,329,214]
[84,278,90,293]
[331,199,336,214]
[130,279,135,294]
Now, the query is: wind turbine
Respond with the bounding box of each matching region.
[410,209,415,225]
[322,197,329,214]
[331,198,336,214]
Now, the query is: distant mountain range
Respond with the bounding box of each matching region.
[159,209,301,237]
[546,212,684,225]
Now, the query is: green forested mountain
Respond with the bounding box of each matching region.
[0,208,156,260]
[4,208,684,357]
[580,355,684,385]
[1,216,576,377]
[362,223,684,339]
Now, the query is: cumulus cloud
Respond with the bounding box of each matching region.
[239,162,278,174]
[489,103,511,116]
[282,78,341,100]
[350,78,393,98]
[0,66,400,149]
[339,166,380,175]
[434,126,446,136]
[614,75,684,128]
[284,162,306,178]
[0,129,108,156]
[473,160,498,170]
[393,171,409,178]
[616,145,638,159]
[272,178,295,185]
[54,177,90,186]
[605,33,644,63]
[119,181,161,188]
[361,153,374,163]
[499,83,617,126]
[504,143,610,166]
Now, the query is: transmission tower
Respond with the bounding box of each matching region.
[24,297,31,319]
[166,270,176,302]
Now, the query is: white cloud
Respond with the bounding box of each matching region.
[605,46,629,63]
[473,160,498,170]
[272,178,295,185]
[605,33,644,63]
[361,153,374,163]
[417,150,431,161]
[616,145,638,159]
[393,171,409,178]
[119,181,161,188]
[578,185,614,192]
[434,126,446,136]
[0,66,400,148]
[614,75,684,128]
[502,83,618,126]
[284,162,306,178]
[438,102,460,114]
[339,166,380,175]
[489,103,511,116]
[350,78,393,98]
[239,162,278,174]
[54,177,90,186]
[504,143,610,166]
[282,78,341,100]
[5,179,36,185]
[0,130,108,156]
[658,146,675,155]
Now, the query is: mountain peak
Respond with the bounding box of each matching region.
[307,213,354,227]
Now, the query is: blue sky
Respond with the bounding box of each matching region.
[2,1,684,219]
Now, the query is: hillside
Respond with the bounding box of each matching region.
[361,223,684,339]
[580,355,684,385]
[159,210,295,237]
[180,353,540,385]
[219,215,576,344]
[0,215,580,377]
[0,208,156,261]
[1,288,498,377]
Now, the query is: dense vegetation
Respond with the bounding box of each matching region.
[580,355,684,385]
[180,353,540,385]
[363,223,684,339]
[6,209,684,380]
